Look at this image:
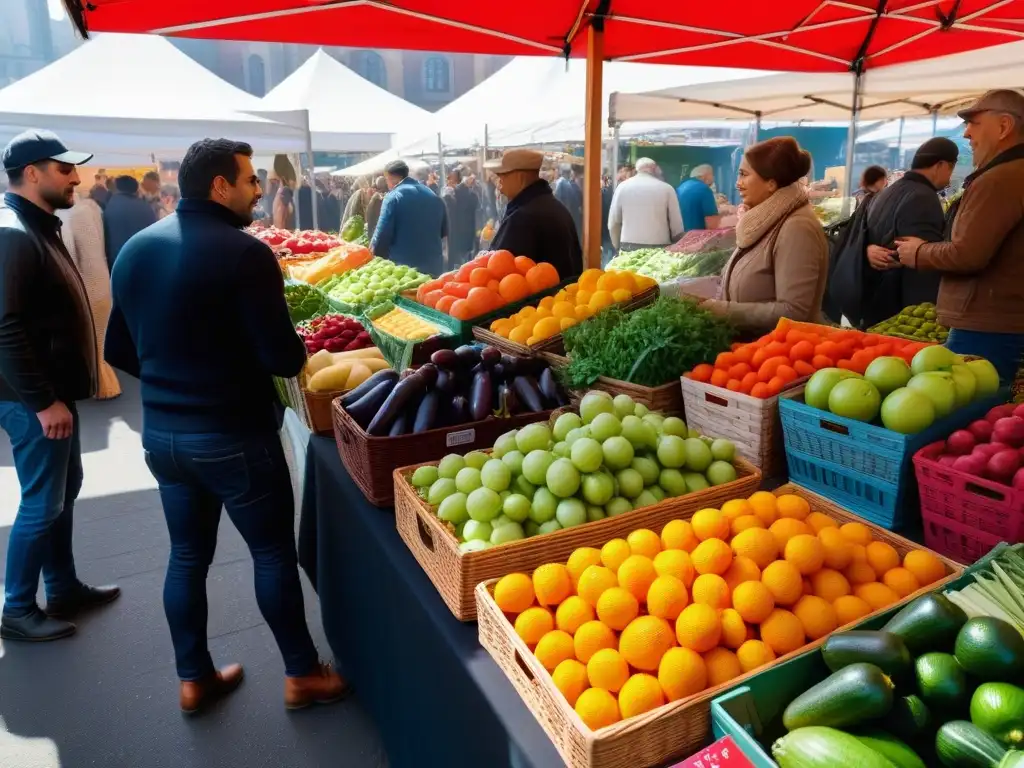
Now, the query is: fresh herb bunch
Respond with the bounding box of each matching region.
[560,297,734,388]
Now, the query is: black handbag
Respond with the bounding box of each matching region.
[824,201,872,326]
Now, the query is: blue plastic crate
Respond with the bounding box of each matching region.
[779,390,1005,530]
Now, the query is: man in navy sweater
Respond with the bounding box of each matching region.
[105,139,345,715]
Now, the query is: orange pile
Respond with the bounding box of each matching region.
[415,249,560,321]
[685,318,933,398]
[492,491,948,732]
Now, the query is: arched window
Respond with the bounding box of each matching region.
[424,56,450,93]
[247,54,266,96]
[353,50,387,88]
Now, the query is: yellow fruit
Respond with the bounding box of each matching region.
[731,515,765,536]
[833,595,873,626]
[518,306,537,319]
[703,647,742,688]
[761,560,804,606]
[776,494,811,520]
[575,289,593,306]
[577,565,619,607]
[736,640,776,673]
[618,673,665,719]
[589,291,614,312]
[532,316,563,340]
[494,572,535,613]
[692,573,731,610]
[575,687,620,731]
[747,491,778,526]
[552,659,589,706]
[514,606,554,645]
[720,499,754,522]
[818,527,854,570]
[535,629,575,671]
[618,555,658,602]
[691,539,733,575]
[866,541,901,578]
[760,609,806,656]
[508,325,533,345]
[611,288,633,303]
[647,575,689,621]
[840,522,874,546]
[573,620,618,664]
[793,595,838,640]
[883,567,921,598]
[552,301,576,319]
[491,318,514,337]
[658,646,707,701]
[903,550,946,586]
[675,603,721,652]
[559,317,577,331]
[854,582,901,611]
[556,596,596,634]
[601,539,632,573]
[567,547,603,584]
[803,577,814,596]
[723,556,762,591]
[587,648,630,693]
[811,569,851,602]
[533,563,573,606]
[719,608,749,649]
[692,508,730,541]
[731,528,779,569]
[575,304,594,321]
[770,518,813,551]
[619,616,675,672]
[597,587,640,631]
[785,534,826,575]
[577,268,603,292]
[732,580,775,623]
[850,543,869,563]
[627,529,662,559]
[844,560,878,586]
[661,520,700,552]
[805,512,838,533]
[538,296,556,310]
[653,549,696,587]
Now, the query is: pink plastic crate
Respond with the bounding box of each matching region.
[913,443,1024,564]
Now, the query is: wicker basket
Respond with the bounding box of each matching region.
[475,482,962,768]
[680,377,807,478]
[332,400,553,507]
[542,352,685,416]
[394,458,762,621]
[277,366,345,436]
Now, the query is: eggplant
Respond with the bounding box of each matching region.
[454,345,480,367]
[512,375,544,413]
[450,395,469,425]
[417,363,439,387]
[346,378,397,430]
[341,369,399,408]
[388,410,410,437]
[491,362,507,383]
[516,356,546,376]
[539,367,567,406]
[434,368,456,394]
[413,390,441,434]
[470,370,493,422]
[430,349,459,368]
[500,354,519,376]
[497,382,518,416]
[400,368,419,380]
[367,373,427,435]
[480,346,501,368]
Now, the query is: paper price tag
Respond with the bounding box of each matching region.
[671,736,755,768]
[446,429,476,448]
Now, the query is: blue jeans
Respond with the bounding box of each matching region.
[143,430,318,681]
[946,329,1024,385]
[0,401,81,616]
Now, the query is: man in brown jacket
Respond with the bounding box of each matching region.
[897,90,1024,383]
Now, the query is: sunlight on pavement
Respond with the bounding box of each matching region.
[0,716,60,768]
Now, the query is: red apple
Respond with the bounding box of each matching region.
[987,404,1017,424]
[974,443,1005,460]
[954,454,988,476]
[938,455,959,467]
[1014,467,1024,491]
[969,419,995,443]
[994,417,1024,448]
[988,449,1022,484]
[946,430,976,456]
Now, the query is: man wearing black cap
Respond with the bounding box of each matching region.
[372,159,447,276]
[0,129,120,642]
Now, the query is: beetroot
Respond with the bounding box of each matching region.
[953,454,987,476]
[987,403,1017,423]
[969,419,995,443]
[988,449,1022,484]
[993,416,1024,448]
[946,430,976,456]
[1014,467,1024,491]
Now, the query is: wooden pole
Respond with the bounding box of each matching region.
[583,24,604,269]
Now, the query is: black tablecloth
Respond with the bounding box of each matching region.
[298,436,564,768]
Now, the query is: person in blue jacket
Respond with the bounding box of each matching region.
[676,164,722,232]
[371,160,448,276]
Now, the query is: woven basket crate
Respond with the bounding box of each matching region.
[278,366,344,436]
[475,482,962,768]
[394,458,761,621]
[680,378,806,477]
[542,353,685,416]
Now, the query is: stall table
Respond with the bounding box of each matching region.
[298,435,564,768]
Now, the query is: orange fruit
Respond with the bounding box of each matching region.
[736,640,776,673]
[732,581,775,623]
[647,575,689,621]
[653,549,696,587]
[514,606,554,645]
[618,555,658,602]
[535,629,575,671]
[618,616,675,672]
[498,272,530,302]
[866,541,901,578]
[567,547,603,585]
[487,249,516,278]
[810,569,851,602]
[854,582,901,611]
[661,520,699,552]
[818,527,854,570]
[721,499,755,521]
[575,688,620,730]
[792,595,838,640]
[675,603,721,653]
[552,658,589,706]
[573,620,618,664]
[601,539,632,572]
[596,587,640,630]
[731,528,778,569]
[469,267,494,287]
[770,518,813,551]
[556,596,596,635]
[627,529,662,559]
[719,608,748,650]
[526,262,560,293]
[805,512,838,533]
[691,539,733,575]
[785,534,826,575]
[833,595,873,626]
[776,494,810,520]
[533,563,572,606]
[844,560,878,586]
[883,567,921,598]
[723,556,762,591]
[692,508,730,541]
[618,673,665,719]
[903,550,946,586]
[692,574,730,610]
[747,491,778,526]
[587,648,630,693]
[731,515,765,536]
[761,560,804,606]
[577,565,619,607]
[494,572,535,613]
[514,255,536,275]
[703,647,742,688]
[840,522,874,546]
[760,609,806,656]
[658,647,707,701]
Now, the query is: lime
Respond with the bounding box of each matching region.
[481,459,512,492]
[516,423,553,454]
[522,450,555,485]
[634,490,659,509]
[490,522,525,545]
[552,441,570,458]
[602,436,635,471]
[587,505,607,522]
[427,478,457,506]
[530,487,558,523]
[605,497,633,517]
[556,498,587,529]
[455,467,483,494]
[513,474,537,499]
[661,417,687,437]
[683,438,714,473]
[492,430,518,459]
[462,520,493,542]
[538,520,562,535]
[546,458,581,498]
[437,454,466,479]
[631,456,661,486]
[582,472,614,505]
[710,439,736,462]
[438,492,469,524]
[647,485,666,502]
[580,391,614,424]
[570,438,604,473]
[658,468,687,497]
[553,412,583,442]
[683,472,710,493]
[467,487,502,522]
[411,466,439,488]
[657,435,686,469]
[705,461,738,486]
[503,493,532,523]
[501,450,525,475]
[616,468,644,499]
[459,539,491,553]
[464,451,489,470]
[590,412,623,442]
[613,394,635,419]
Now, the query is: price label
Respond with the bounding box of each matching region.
[446,429,476,448]
[671,736,755,768]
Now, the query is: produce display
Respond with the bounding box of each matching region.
[489,490,947,731]
[869,302,949,343]
[303,346,391,393]
[249,225,343,254]
[685,320,933,399]
[287,242,373,285]
[922,403,1024,488]
[296,313,373,355]
[284,282,328,324]
[486,268,656,345]
[371,306,443,341]
[414,250,561,321]
[606,248,731,284]
[340,215,365,243]
[803,346,1001,434]
[341,343,566,438]
[409,390,744,550]
[560,297,733,389]
[320,258,431,312]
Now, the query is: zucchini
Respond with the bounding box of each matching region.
[971,683,1024,747]
[956,617,1024,683]
[999,752,1024,768]
[882,593,967,654]
[888,694,932,742]
[916,652,970,715]
[782,662,895,732]
[772,726,899,768]
[936,720,1008,768]
[822,630,912,681]
[854,729,926,768]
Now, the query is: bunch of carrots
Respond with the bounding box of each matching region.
[684,318,933,399]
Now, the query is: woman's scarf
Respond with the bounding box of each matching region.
[735,182,809,249]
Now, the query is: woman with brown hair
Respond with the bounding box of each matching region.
[703,137,829,333]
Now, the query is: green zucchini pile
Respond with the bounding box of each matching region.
[771,591,1024,768]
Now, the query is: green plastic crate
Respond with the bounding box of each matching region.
[363,300,459,371]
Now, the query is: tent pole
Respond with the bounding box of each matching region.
[896,116,905,169]
[583,22,605,270]
[291,152,303,231]
[752,112,762,144]
[610,123,621,190]
[931,109,939,137]
[841,68,863,217]
[304,109,319,231]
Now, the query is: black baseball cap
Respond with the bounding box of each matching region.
[2,129,93,172]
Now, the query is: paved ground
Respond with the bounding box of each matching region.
[0,378,388,768]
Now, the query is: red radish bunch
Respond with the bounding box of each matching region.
[297,314,371,354]
[933,403,1024,488]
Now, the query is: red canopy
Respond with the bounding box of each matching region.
[66,0,1024,72]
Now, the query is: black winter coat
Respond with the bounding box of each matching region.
[490,180,583,280]
[104,191,157,271]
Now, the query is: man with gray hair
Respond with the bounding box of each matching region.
[676,163,722,232]
[607,157,684,252]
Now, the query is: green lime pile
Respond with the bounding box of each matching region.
[870,303,948,342]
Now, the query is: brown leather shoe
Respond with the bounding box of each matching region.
[180,663,244,715]
[284,662,350,710]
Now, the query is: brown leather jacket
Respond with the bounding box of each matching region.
[908,148,1024,334]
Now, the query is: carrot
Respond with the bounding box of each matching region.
[789,340,815,362]
[728,362,752,380]
[793,360,816,377]
[726,379,742,392]
[740,371,759,392]
[710,369,730,388]
[751,347,770,370]
[764,341,792,359]
[691,363,714,383]
[815,340,840,359]
[758,355,790,381]
[715,351,739,370]
[776,364,798,384]
[811,354,834,369]
[750,382,770,399]
[766,376,785,396]
[733,344,755,363]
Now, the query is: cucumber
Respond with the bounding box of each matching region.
[772,726,899,768]
[854,729,927,768]
[782,662,895,732]
[956,617,1024,682]
[881,593,967,654]
[916,652,969,715]
[972,682,1024,747]
[888,694,932,742]
[936,720,1008,768]
[822,630,912,681]
[999,752,1024,768]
